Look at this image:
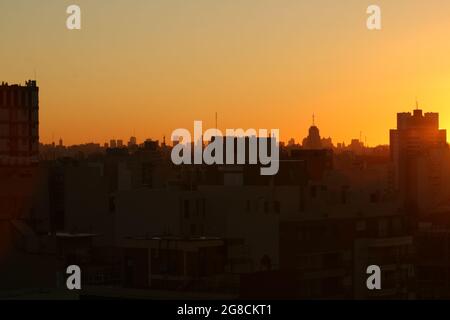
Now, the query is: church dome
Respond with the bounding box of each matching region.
[308,125,320,138]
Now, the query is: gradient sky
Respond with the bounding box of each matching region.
[2,0,450,146]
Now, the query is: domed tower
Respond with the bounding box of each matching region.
[302,114,322,149]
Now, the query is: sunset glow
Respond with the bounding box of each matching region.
[2,0,450,145]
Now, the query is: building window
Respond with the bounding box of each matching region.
[341,186,348,204]
[356,220,366,232]
[6,91,10,107]
[109,196,115,213]
[274,201,281,214]
[184,200,190,219]
[310,185,317,198]
[195,199,200,217]
[202,199,206,217]
[370,192,380,203]
[245,200,251,213]
[378,219,388,237]
[392,217,402,234]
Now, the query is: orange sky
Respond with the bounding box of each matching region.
[2,0,450,146]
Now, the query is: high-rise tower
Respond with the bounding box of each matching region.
[0,80,39,165]
[390,108,447,211]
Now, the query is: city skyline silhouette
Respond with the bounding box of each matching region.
[4,0,450,303]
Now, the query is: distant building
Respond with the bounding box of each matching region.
[120,237,226,290]
[321,136,334,149]
[0,80,39,165]
[302,117,333,150]
[349,139,365,154]
[277,212,414,299]
[390,108,448,211]
[0,81,46,291]
[128,136,137,148]
[302,125,322,149]
[287,138,296,147]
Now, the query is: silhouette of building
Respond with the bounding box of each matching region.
[303,125,322,149]
[302,115,333,150]
[390,108,448,211]
[0,80,39,165]
[348,139,365,154]
[128,136,137,148]
[121,237,226,290]
[276,211,414,299]
[7,86,450,300]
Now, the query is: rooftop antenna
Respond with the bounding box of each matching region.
[312,113,315,126]
[415,97,419,110]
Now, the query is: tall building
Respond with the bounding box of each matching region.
[0,80,39,165]
[302,125,322,149]
[128,136,137,147]
[0,80,41,269]
[302,115,334,150]
[390,108,447,211]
